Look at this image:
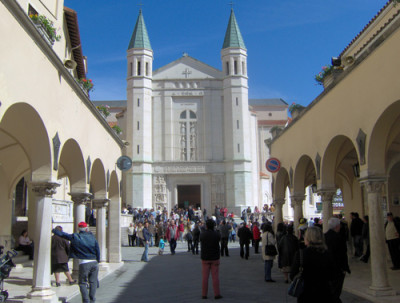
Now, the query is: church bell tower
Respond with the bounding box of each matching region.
[126,9,153,209]
[221,9,253,214]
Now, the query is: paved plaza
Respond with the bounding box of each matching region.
[67,241,371,303]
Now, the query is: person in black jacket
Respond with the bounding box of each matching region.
[325,217,351,303]
[192,223,201,255]
[291,227,334,303]
[350,212,364,257]
[238,222,252,259]
[277,225,299,283]
[200,219,222,300]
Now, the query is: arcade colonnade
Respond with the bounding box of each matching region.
[0,1,123,301]
[270,2,400,297]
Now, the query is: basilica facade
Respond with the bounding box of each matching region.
[109,9,288,215]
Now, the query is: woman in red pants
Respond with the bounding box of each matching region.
[200,219,223,300]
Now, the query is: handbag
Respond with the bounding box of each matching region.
[288,250,304,297]
[265,233,278,256]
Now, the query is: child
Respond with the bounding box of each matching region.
[158,237,165,255]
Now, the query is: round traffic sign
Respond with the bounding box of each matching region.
[266,158,281,173]
[116,156,132,171]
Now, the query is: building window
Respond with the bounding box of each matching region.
[179,110,197,161]
[145,62,149,76]
[226,62,229,75]
[234,60,238,75]
[129,62,133,77]
[236,97,239,106]
[137,98,140,107]
[237,144,240,153]
[237,120,239,129]
[137,121,140,130]
[269,113,272,116]
[242,61,246,75]
[137,61,141,76]
[137,145,140,154]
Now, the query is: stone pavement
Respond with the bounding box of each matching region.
[66,241,373,303]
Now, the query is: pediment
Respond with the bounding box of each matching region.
[153,56,222,80]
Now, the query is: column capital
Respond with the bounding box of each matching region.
[69,192,92,204]
[359,178,386,194]
[290,195,305,208]
[29,181,60,197]
[318,190,336,201]
[92,199,110,208]
[273,198,285,206]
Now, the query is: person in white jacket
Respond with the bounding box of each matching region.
[261,223,277,282]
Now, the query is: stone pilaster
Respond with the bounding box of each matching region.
[273,198,285,230]
[27,181,60,301]
[93,199,109,270]
[291,195,305,235]
[360,178,396,296]
[69,192,92,278]
[318,190,335,233]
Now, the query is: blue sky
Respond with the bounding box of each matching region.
[65,0,387,107]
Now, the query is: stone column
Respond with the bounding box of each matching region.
[291,195,305,235]
[69,192,92,278]
[273,198,285,231]
[360,179,395,296]
[27,182,60,301]
[318,190,335,233]
[92,199,109,270]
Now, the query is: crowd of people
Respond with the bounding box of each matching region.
[122,204,400,302]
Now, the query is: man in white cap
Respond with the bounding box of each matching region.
[53,221,100,303]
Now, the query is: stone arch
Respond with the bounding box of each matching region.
[0,103,51,185]
[368,100,400,176]
[293,155,317,194]
[90,158,107,198]
[321,135,362,216]
[58,139,86,192]
[321,135,358,189]
[274,167,289,199]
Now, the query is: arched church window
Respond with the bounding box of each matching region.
[226,61,229,75]
[137,61,141,76]
[145,62,149,76]
[179,109,197,161]
[234,60,238,75]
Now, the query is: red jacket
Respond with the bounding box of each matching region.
[253,225,261,240]
[166,225,179,241]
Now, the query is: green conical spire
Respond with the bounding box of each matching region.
[222,9,246,50]
[128,9,152,50]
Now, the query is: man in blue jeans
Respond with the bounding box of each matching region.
[141,222,150,262]
[53,221,100,303]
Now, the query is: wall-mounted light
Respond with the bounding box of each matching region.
[352,163,360,178]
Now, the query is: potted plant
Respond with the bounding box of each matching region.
[315,65,334,87]
[288,103,305,119]
[29,14,61,45]
[112,125,122,135]
[270,126,283,138]
[78,78,94,94]
[96,105,110,118]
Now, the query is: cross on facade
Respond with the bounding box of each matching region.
[182,68,192,79]
[229,1,234,9]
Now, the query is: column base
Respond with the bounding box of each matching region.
[99,262,110,271]
[27,287,58,302]
[368,286,397,297]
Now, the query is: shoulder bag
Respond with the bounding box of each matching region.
[288,249,304,297]
[265,233,278,256]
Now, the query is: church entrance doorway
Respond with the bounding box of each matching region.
[177,185,201,209]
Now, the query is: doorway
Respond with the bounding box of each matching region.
[177,185,201,209]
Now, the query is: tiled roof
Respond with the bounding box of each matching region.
[339,1,395,57]
[108,122,118,127]
[64,7,85,79]
[258,120,288,126]
[222,9,246,50]
[249,98,288,106]
[128,10,152,50]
